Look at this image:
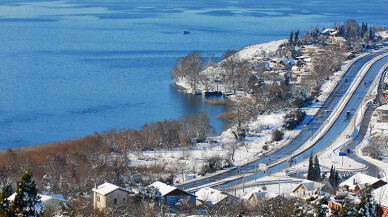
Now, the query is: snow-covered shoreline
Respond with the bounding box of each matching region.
[174,39,287,94]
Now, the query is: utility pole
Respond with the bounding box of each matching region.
[255,163,257,184]
[243,174,245,192]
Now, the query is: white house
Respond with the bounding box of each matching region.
[92,182,132,211]
[291,180,329,198]
[195,187,239,207]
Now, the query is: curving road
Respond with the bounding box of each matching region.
[176,50,388,191]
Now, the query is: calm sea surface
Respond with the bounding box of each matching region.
[1,0,387,149]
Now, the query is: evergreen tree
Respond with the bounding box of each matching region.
[329,165,335,187]
[289,31,294,45]
[12,169,42,217]
[334,170,339,187]
[368,27,374,41]
[357,186,376,217]
[309,192,328,217]
[0,188,13,216]
[294,30,300,45]
[307,152,314,181]
[329,166,340,189]
[361,22,367,38]
[340,201,358,217]
[313,155,321,181]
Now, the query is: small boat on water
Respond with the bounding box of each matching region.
[183,30,190,35]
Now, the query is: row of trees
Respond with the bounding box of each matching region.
[307,153,321,181]
[0,112,213,199]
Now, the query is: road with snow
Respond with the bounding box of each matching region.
[177,50,388,191]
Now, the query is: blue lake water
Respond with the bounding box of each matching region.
[0,0,388,149]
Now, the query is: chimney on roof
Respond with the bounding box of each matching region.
[353,178,356,185]
[94,182,97,189]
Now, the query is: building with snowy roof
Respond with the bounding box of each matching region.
[242,190,278,208]
[376,104,388,123]
[328,192,359,214]
[195,187,239,207]
[339,173,387,193]
[373,182,388,217]
[8,193,67,212]
[322,29,339,36]
[268,58,295,70]
[299,45,322,55]
[291,180,330,198]
[149,181,196,207]
[92,182,132,211]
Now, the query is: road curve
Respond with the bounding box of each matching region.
[176,50,388,191]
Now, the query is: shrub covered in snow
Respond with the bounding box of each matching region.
[199,155,232,176]
[283,109,306,130]
[272,129,284,142]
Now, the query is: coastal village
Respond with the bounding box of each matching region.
[1,20,388,217]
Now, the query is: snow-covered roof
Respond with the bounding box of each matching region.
[149,181,177,196]
[334,36,346,42]
[322,29,336,34]
[8,193,67,202]
[296,55,310,59]
[272,58,295,65]
[373,184,388,208]
[7,193,16,201]
[41,194,67,202]
[292,180,325,193]
[330,31,338,35]
[339,173,381,189]
[376,104,388,111]
[376,31,388,39]
[300,45,318,50]
[92,182,131,196]
[195,187,228,206]
[242,191,277,200]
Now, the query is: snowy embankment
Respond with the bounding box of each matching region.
[174,39,287,94]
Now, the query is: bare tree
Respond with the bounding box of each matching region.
[171,51,202,90]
